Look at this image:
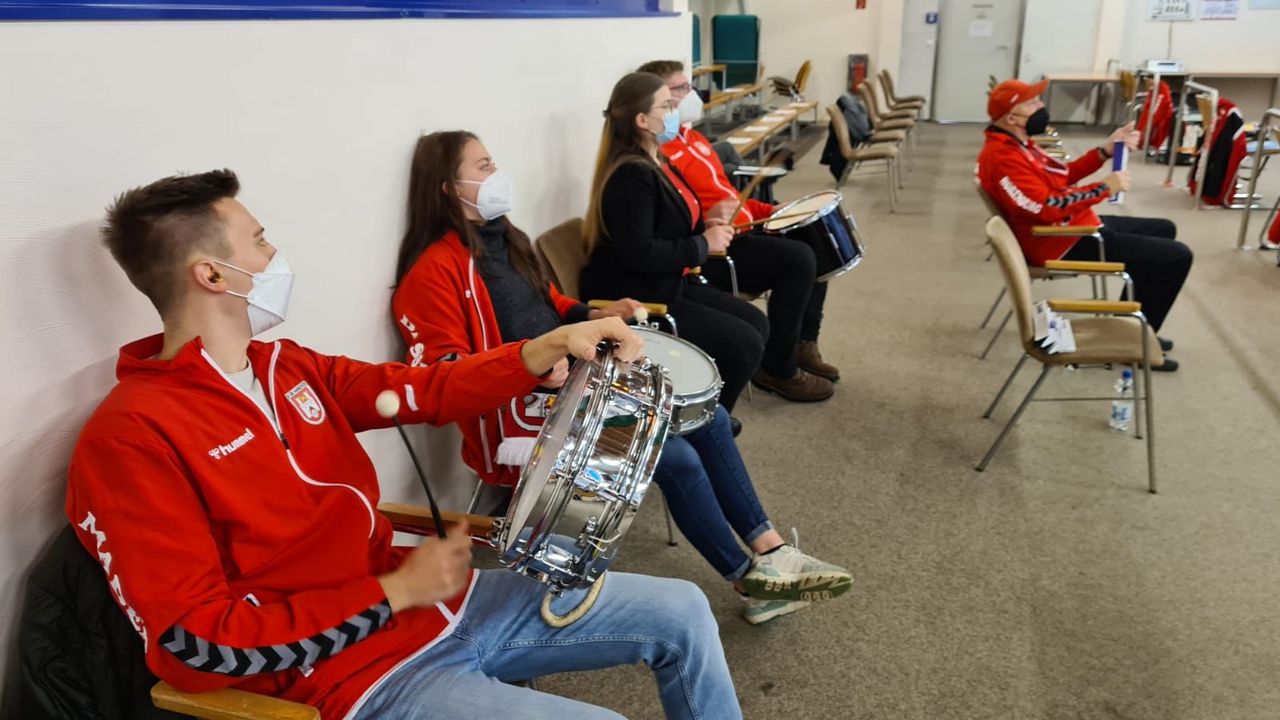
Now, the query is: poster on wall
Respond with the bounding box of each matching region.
[1149,0,1197,20]
[1201,0,1240,17]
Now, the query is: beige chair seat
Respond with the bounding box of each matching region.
[883,108,917,119]
[1029,316,1164,366]
[869,129,908,143]
[878,118,914,131]
[853,144,898,160]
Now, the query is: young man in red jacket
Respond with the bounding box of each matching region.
[976,79,1192,370]
[66,169,740,720]
[639,60,839,400]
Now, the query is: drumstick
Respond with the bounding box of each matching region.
[730,210,811,231]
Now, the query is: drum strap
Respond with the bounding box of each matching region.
[539,572,606,628]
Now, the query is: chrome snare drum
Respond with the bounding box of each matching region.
[633,327,722,436]
[763,190,864,281]
[490,344,673,592]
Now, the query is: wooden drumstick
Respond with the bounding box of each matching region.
[730,210,811,231]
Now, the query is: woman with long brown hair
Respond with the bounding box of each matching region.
[392,130,851,627]
[580,72,834,412]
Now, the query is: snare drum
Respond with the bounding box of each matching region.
[633,327,722,436]
[489,344,673,591]
[763,190,864,281]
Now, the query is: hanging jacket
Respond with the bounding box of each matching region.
[65,333,541,720]
[1137,80,1175,152]
[391,229,582,486]
[17,525,186,720]
[820,93,873,181]
[975,126,1112,265]
[1189,98,1246,206]
[661,125,775,226]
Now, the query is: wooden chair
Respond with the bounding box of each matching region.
[768,60,811,103]
[827,105,900,212]
[974,186,1109,360]
[152,506,492,719]
[878,69,926,108]
[976,216,1163,493]
[856,82,917,170]
[876,69,925,114]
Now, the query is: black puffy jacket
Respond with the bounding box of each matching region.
[14,525,187,719]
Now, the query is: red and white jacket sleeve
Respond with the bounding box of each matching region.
[302,341,541,433]
[67,438,390,693]
[990,152,1111,226]
[393,263,474,368]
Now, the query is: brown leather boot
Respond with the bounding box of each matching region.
[751,367,834,402]
[796,341,840,382]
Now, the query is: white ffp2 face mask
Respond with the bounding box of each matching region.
[677,91,704,125]
[458,170,514,221]
[215,252,295,336]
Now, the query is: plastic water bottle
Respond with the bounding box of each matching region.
[1109,369,1134,432]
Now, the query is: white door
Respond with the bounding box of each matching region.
[1019,0,1102,123]
[932,0,1023,122]
[898,0,941,112]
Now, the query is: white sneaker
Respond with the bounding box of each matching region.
[741,595,811,625]
[740,544,853,603]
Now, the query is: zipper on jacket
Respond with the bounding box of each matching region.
[467,257,496,474]
[200,344,378,538]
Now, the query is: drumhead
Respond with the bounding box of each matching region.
[764,191,843,232]
[634,327,719,399]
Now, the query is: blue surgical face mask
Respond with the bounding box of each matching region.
[655,110,680,143]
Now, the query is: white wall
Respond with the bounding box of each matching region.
[0,14,685,704]
[742,0,884,106]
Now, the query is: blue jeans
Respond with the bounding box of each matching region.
[652,405,773,581]
[351,570,741,720]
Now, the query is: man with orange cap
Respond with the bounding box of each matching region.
[976,78,1192,370]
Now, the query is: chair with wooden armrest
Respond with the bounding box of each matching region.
[152,505,495,719]
[534,217,679,336]
[976,216,1162,493]
[974,187,1109,351]
[828,105,901,212]
[980,223,1108,359]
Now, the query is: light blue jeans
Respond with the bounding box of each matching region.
[352,570,742,720]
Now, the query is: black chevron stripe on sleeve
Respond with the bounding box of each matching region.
[1045,185,1106,209]
[159,600,392,676]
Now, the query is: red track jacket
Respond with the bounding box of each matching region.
[391,230,582,486]
[662,125,775,226]
[66,333,540,719]
[976,127,1112,265]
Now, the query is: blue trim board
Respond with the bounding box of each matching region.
[0,0,672,21]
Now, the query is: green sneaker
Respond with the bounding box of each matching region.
[742,596,810,625]
[740,544,853,602]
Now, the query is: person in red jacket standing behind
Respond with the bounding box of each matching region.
[976,78,1192,370]
[66,169,741,719]
[638,60,841,390]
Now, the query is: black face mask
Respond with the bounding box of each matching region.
[1021,107,1050,136]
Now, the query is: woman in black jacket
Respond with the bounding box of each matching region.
[580,72,832,411]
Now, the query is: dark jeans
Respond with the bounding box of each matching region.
[652,406,773,581]
[701,232,819,377]
[1062,215,1193,332]
[670,281,767,412]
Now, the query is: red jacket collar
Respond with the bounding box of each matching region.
[984,125,1033,149]
[116,333,274,383]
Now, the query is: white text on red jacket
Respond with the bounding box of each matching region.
[207,427,255,460]
[78,511,150,649]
